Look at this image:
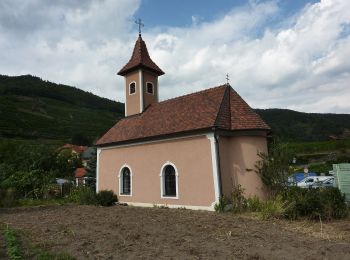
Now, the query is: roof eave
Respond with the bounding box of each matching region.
[117,65,165,76]
[216,127,271,137]
[95,127,214,148]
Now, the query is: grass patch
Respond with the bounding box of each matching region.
[2,224,75,260]
[287,139,350,154]
[4,225,22,260]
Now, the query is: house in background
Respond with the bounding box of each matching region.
[95,33,270,210]
[58,144,96,187]
[75,167,87,187]
[61,144,88,154]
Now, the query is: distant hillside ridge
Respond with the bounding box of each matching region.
[0,75,124,113]
[255,108,350,141]
[0,74,349,143]
[0,74,124,142]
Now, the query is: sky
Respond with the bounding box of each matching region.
[0,0,349,113]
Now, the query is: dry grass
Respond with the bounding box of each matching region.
[238,212,350,242]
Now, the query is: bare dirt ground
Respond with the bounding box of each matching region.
[1,205,350,259]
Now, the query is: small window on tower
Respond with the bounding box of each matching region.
[129,82,136,95]
[146,82,153,94]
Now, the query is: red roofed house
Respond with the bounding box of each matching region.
[75,167,87,187]
[61,144,88,154]
[95,33,270,210]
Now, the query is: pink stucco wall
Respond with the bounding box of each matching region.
[125,70,140,116]
[97,133,268,210]
[219,135,268,200]
[143,72,158,108]
[97,135,216,207]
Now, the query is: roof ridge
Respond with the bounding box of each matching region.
[214,85,232,129]
[229,87,271,130]
[157,84,227,105]
[138,36,143,64]
[118,36,164,76]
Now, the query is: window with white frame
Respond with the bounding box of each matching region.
[160,163,178,198]
[120,166,131,195]
[146,82,153,94]
[129,82,136,95]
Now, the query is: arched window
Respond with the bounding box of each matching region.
[146,82,153,94]
[119,166,132,196]
[160,163,178,198]
[164,165,176,196]
[129,82,136,95]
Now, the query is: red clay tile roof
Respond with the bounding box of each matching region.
[62,144,88,154]
[75,168,87,178]
[118,36,164,76]
[96,85,270,146]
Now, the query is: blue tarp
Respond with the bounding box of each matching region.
[289,172,317,183]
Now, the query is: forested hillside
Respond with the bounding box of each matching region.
[0,74,349,144]
[256,109,350,141]
[0,75,124,143]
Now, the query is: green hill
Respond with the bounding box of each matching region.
[0,74,349,145]
[255,108,350,141]
[0,75,124,143]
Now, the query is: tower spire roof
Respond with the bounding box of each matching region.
[117,36,164,76]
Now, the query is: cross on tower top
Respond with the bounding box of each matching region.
[226,73,230,85]
[135,18,144,36]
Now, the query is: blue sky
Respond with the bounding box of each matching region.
[136,0,319,28]
[0,0,349,113]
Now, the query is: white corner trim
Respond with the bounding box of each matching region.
[139,69,144,113]
[207,133,220,205]
[96,148,101,193]
[156,77,159,102]
[124,78,128,117]
[160,161,179,199]
[118,164,133,197]
[125,202,215,211]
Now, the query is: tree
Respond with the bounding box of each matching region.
[0,140,58,199]
[55,149,82,178]
[85,147,97,190]
[255,142,292,198]
[71,133,91,146]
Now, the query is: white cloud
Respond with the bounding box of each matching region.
[149,0,350,113]
[0,0,140,101]
[0,0,349,113]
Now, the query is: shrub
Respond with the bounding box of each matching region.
[42,184,62,199]
[231,185,247,213]
[319,188,348,219]
[259,196,288,220]
[255,142,292,197]
[246,196,263,212]
[96,190,118,206]
[281,187,348,220]
[68,187,97,205]
[0,188,18,208]
[214,196,228,212]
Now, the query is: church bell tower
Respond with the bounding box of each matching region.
[117,31,164,117]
